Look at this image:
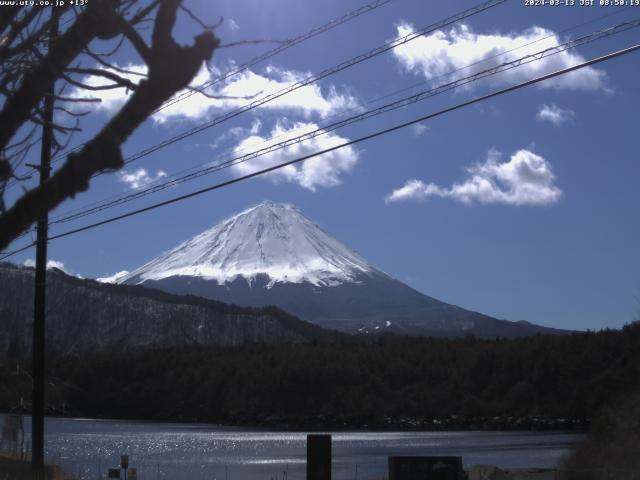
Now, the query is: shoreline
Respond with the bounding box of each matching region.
[1,410,588,433]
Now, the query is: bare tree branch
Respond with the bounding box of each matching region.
[83,34,127,58]
[179,4,220,30]
[187,86,263,101]
[1,11,58,62]
[0,6,22,36]
[29,114,81,134]
[0,8,40,61]
[115,15,153,64]
[54,105,92,118]
[52,119,82,155]
[83,44,148,78]
[0,0,219,250]
[0,1,121,154]
[52,95,101,103]
[69,67,139,89]
[129,0,161,25]
[62,70,138,91]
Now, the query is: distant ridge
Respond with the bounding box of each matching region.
[0,262,341,357]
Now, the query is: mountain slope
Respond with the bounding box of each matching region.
[0,263,341,357]
[121,202,565,338]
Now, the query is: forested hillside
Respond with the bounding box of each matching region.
[2,323,638,428]
[0,263,341,356]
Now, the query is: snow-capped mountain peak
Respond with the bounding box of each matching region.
[119,202,375,287]
[111,202,563,338]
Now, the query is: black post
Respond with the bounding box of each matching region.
[307,434,331,480]
[31,8,58,477]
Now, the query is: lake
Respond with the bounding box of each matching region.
[1,415,584,480]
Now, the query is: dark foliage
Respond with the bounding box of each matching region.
[560,391,640,479]
[0,263,346,356]
[1,323,639,428]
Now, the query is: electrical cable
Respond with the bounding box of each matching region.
[39,5,636,228]
[7,0,507,193]
[39,17,640,227]
[3,40,638,261]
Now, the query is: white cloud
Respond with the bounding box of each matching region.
[385,179,441,204]
[227,18,240,32]
[411,122,430,136]
[230,121,359,191]
[392,23,607,91]
[386,149,562,206]
[156,65,358,123]
[231,118,263,139]
[210,119,263,150]
[537,103,575,125]
[23,259,82,277]
[117,168,167,190]
[69,64,358,123]
[97,270,129,284]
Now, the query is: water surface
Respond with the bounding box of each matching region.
[1,415,583,480]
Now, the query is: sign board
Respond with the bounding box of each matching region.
[307,434,331,480]
[121,454,129,469]
[108,468,121,479]
[388,456,464,480]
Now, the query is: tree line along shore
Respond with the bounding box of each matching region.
[1,322,638,427]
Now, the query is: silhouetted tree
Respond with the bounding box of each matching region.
[0,0,219,250]
[3,322,638,426]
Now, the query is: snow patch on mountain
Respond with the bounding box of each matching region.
[118,202,375,287]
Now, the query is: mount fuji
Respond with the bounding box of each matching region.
[119,202,563,338]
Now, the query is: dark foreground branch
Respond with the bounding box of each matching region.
[0,0,218,251]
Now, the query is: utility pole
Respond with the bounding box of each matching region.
[32,7,58,478]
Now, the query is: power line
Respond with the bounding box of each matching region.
[111,0,507,172]
[3,0,511,243]
[156,0,396,113]
[2,40,638,261]
[40,17,640,227]
[7,7,637,244]
[39,6,637,228]
[5,0,508,200]
[15,0,632,197]
[35,0,507,187]
[5,0,397,188]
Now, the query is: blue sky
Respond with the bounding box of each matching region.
[5,0,640,331]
